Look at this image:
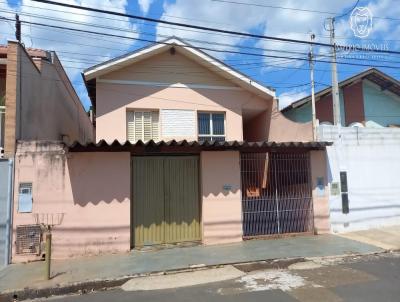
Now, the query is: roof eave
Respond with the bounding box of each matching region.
[282,67,400,112]
[82,37,276,99]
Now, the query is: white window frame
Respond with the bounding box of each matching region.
[197,112,226,141]
[127,110,159,142]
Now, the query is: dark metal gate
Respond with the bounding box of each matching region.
[240,152,313,238]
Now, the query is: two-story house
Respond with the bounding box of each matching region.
[282,69,400,235]
[10,38,330,262]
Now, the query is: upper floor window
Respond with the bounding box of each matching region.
[198,112,225,142]
[127,111,159,142]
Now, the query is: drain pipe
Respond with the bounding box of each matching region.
[5,158,14,266]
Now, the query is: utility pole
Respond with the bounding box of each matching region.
[309,33,317,141]
[328,17,341,126]
[15,14,21,42]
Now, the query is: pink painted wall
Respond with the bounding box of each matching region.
[95,49,273,143]
[243,110,269,141]
[268,99,313,142]
[201,151,243,245]
[310,150,330,234]
[12,141,130,261]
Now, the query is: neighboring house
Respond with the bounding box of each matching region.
[0,41,94,266]
[0,40,94,157]
[281,67,400,233]
[10,38,331,262]
[282,68,400,128]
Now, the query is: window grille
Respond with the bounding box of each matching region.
[16,225,42,255]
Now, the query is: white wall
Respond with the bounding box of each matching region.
[160,109,196,140]
[319,125,400,233]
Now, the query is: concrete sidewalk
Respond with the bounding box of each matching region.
[0,234,383,298]
[339,225,400,250]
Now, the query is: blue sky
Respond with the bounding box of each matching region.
[1,0,399,110]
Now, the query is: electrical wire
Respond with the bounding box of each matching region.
[2,16,400,70]
[30,0,400,55]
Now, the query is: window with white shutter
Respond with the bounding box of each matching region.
[127,111,159,142]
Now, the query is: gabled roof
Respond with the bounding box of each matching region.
[82,37,276,106]
[281,68,400,112]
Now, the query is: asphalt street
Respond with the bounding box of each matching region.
[36,252,400,302]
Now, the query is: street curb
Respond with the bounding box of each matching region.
[0,257,307,301]
[0,277,132,302]
[0,250,391,301]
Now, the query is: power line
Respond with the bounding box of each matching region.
[2,16,399,70]
[4,0,400,46]
[4,1,399,60]
[0,0,261,42]
[0,16,322,62]
[30,0,400,55]
[9,8,400,66]
[2,48,308,87]
[1,24,358,77]
[0,7,321,58]
[335,0,360,19]
[211,0,338,15]
[3,17,400,80]
[211,0,400,22]
[6,66,332,111]
[4,13,399,68]
[29,0,333,48]
[9,54,400,114]
[1,17,398,100]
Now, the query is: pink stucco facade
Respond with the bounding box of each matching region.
[11,143,246,261]
[93,48,311,143]
[12,142,130,261]
[11,143,329,261]
[268,99,313,142]
[201,151,242,245]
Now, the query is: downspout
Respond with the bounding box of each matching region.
[5,158,14,266]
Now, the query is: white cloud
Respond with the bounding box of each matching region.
[138,0,154,14]
[278,89,309,109]
[0,0,139,109]
[156,0,351,63]
[156,0,267,58]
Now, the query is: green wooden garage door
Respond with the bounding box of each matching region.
[132,156,201,247]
